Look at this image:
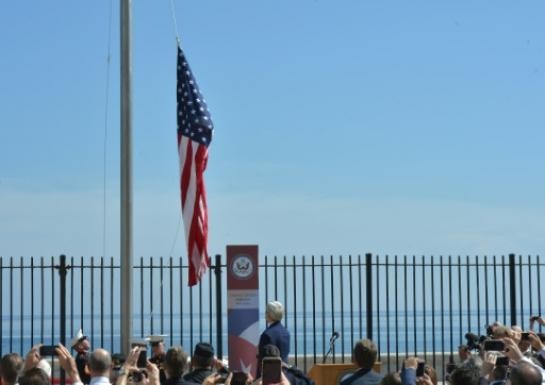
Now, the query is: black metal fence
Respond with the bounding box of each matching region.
[0,254,543,378]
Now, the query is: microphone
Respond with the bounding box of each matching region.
[323,331,340,363]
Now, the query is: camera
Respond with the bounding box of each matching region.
[484,340,505,352]
[464,333,488,351]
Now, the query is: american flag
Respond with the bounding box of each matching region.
[177,46,214,286]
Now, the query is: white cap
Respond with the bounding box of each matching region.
[70,328,87,348]
[146,335,167,344]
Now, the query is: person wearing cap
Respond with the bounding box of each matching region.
[71,329,91,384]
[183,343,216,384]
[256,301,290,378]
[148,335,167,384]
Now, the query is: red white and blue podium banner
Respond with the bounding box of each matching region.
[227,245,259,376]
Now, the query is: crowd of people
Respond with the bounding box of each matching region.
[2,303,544,385]
[0,301,305,385]
[344,317,545,385]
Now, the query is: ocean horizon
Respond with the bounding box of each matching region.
[2,308,542,358]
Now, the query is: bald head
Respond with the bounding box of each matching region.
[88,349,112,376]
[510,361,543,385]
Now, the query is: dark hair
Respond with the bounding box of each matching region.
[510,361,543,385]
[259,344,280,359]
[164,347,188,379]
[191,354,213,368]
[449,364,480,385]
[0,353,23,385]
[192,343,214,368]
[352,339,377,369]
[19,368,49,385]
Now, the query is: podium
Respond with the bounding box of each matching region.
[307,362,381,385]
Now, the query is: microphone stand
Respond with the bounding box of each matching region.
[322,337,337,363]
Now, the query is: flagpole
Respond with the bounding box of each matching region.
[120,0,133,356]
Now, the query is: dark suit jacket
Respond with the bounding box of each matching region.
[258,321,290,363]
[164,377,200,385]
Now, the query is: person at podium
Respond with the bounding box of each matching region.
[340,339,383,385]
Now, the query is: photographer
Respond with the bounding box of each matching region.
[19,343,93,385]
[256,344,312,385]
[400,357,434,385]
[115,346,160,385]
[184,343,216,384]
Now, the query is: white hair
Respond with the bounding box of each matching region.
[266,301,284,322]
[37,359,51,379]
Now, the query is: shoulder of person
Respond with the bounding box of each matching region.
[180,380,200,385]
[284,365,314,385]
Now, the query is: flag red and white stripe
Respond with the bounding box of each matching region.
[178,135,210,286]
[177,46,214,286]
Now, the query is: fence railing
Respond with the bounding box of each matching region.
[0,253,543,379]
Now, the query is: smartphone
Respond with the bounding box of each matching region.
[231,372,248,385]
[531,316,540,322]
[484,340,505,351]
[39,345,58,356]
[496,356,509,366]
[521,332,530,341]
[137,349,147,368]
[261,357,282,385]
[131,341,148,368]
[416,362,425,377]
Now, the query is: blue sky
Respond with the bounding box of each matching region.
[1,1,544,258]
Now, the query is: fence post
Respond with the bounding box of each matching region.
[365,253,373,340]
[214,254,223,358]
[509,253,517,327]
[55,254,71,385]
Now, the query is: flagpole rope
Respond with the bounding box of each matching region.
[168,0,182,257]
[169,0,181,46]
[168,215,182,257]
[102,0,115,258]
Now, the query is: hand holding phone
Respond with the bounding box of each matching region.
[416,362,425,377]
[231,372,249,385]
[496,356,509,366]
[261,357,282,385]
[132,369,147,383]
[484,340,505,352]
[39,345,59,356]
[130,341,148,368]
